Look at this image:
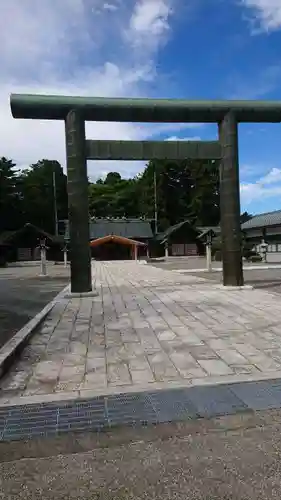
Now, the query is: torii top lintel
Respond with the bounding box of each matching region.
[10,93,281,123]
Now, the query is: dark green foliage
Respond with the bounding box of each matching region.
[248,254,262,262]
[0,158,68,234]
[19,159,68,233]
[0,157,23,232]
[1,156,222,235]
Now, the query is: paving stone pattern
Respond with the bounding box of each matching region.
[2,261,281,406]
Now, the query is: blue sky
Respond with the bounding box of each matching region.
[1,0,281,214]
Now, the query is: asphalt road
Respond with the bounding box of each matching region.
[0,265,70,349]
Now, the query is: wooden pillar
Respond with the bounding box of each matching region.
[219,112,243,286]
[65,110,92,293]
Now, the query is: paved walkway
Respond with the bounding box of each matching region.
[2,261,281,407]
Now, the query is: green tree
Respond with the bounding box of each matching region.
[104,172,122,185]
[138,158,220,231]
[0,157,23,232]
[88,175,140,218]
[18,159,68,233]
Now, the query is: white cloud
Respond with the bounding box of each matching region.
[261,167,281,184]
[0,0,196,179]
[126,0,172,50]
[241,0,281,31]
[240,167,281,205]
[165,135,201,141]
[103,2,118,11]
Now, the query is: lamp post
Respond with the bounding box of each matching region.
[52,170,59,236]
[206,232,212,272]
[63,241,68,268]
[260,239,268,263]
[38,238,48,276]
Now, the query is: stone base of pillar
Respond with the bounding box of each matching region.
[64,290,99,299]
[215,284,253,291]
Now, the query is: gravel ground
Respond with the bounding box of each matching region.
[0,264,70,349]
[1,410,281,499]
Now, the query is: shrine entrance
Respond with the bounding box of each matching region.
[11,94,279,292]
[90,235,146,261]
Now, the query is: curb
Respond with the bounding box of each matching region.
[0,283,70,380]
[214,284,253,291]
[175,264,281,274]
[1,375,281,441]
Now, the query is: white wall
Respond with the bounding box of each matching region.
[266,252,281,263]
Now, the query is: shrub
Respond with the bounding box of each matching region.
[0,255,7,267]
[249,254,262,262]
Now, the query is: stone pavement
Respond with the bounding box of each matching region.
[2,260,281,407]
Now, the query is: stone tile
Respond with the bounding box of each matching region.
[82,372,107,388]
[124,343,145,358]
[23,383,55,396]
[207,339,231,350]
[233,344,262,357]
[59,364,85,382]
[172,327,204,346]
[6,260,281,407]
[148,360,179,382]
[33,361,62,383]
[157,330,177,341]
[69,342,87,356]
[86,357,106,373]
[87,345,106,357]
[248,354,281,372]
[168,351,198,368]
[55,382,81,392]
[231,364,261,375]
[106,345,128,363]
[62,353,86,366]
[1,371,30,392]
[128,356,151,371]
[197,359,233,376]
[177,366,207,379]
[130,370,155,384]
[107,362,131,386]
[141,341,162,355]
[188,346,219,360]
[217,349,249,365]
[264,349,281,364]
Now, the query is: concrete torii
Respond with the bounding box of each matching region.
[11,94,281,292]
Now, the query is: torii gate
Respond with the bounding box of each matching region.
[11,94,279,292]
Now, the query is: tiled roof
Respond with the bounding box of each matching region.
[156,222,220,242]
[64,218,153,240]
[197,226,220,239]
[241,210,281,230]
[89,219,153,240]
[0,223,64,245]
[155,220,192,242]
